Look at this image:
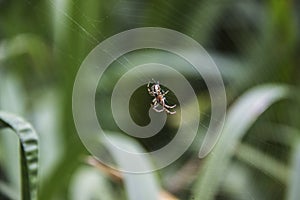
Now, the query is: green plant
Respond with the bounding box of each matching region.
[0,112,38,200]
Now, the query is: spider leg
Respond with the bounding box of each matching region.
[151,99,159,108]
[161,99,176,114]
[152,79,158,85]
[164,103,176,109]
[149,91,155,96]
[162,98,176,109]
[147,87,153,95]
[151,100,164,112]
[164,108,176,114]
[147,81,154,96]
[162,90,169,96]
[153,102,159,109]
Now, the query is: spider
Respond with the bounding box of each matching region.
[147,79,176,114]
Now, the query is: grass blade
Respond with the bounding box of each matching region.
[0,111,38,200]
[102,133,161,200]
[287,144,300,200]
[236,143,289,183]
[192,84,290,200]
[70,166,117,200]
[0,180,18,200]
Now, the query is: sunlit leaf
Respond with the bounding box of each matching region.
[69,166,116,200]
[192,84,291,200]
[101,133,161,200]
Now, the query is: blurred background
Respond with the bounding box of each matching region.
[0,0,299,200]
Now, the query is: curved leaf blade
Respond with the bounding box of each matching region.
[192,84,291,200]
[0,111,39,200]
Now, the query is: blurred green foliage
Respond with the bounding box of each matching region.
[0,0,299,200]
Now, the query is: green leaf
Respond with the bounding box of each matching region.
[69,166,117,200]
[101,133,161,200]
[287,144,300,200]
[236,143,289,183]
[0,111,39,200]
[0,180,18,200]
[192,84,291,200]
[0,34,49,70]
